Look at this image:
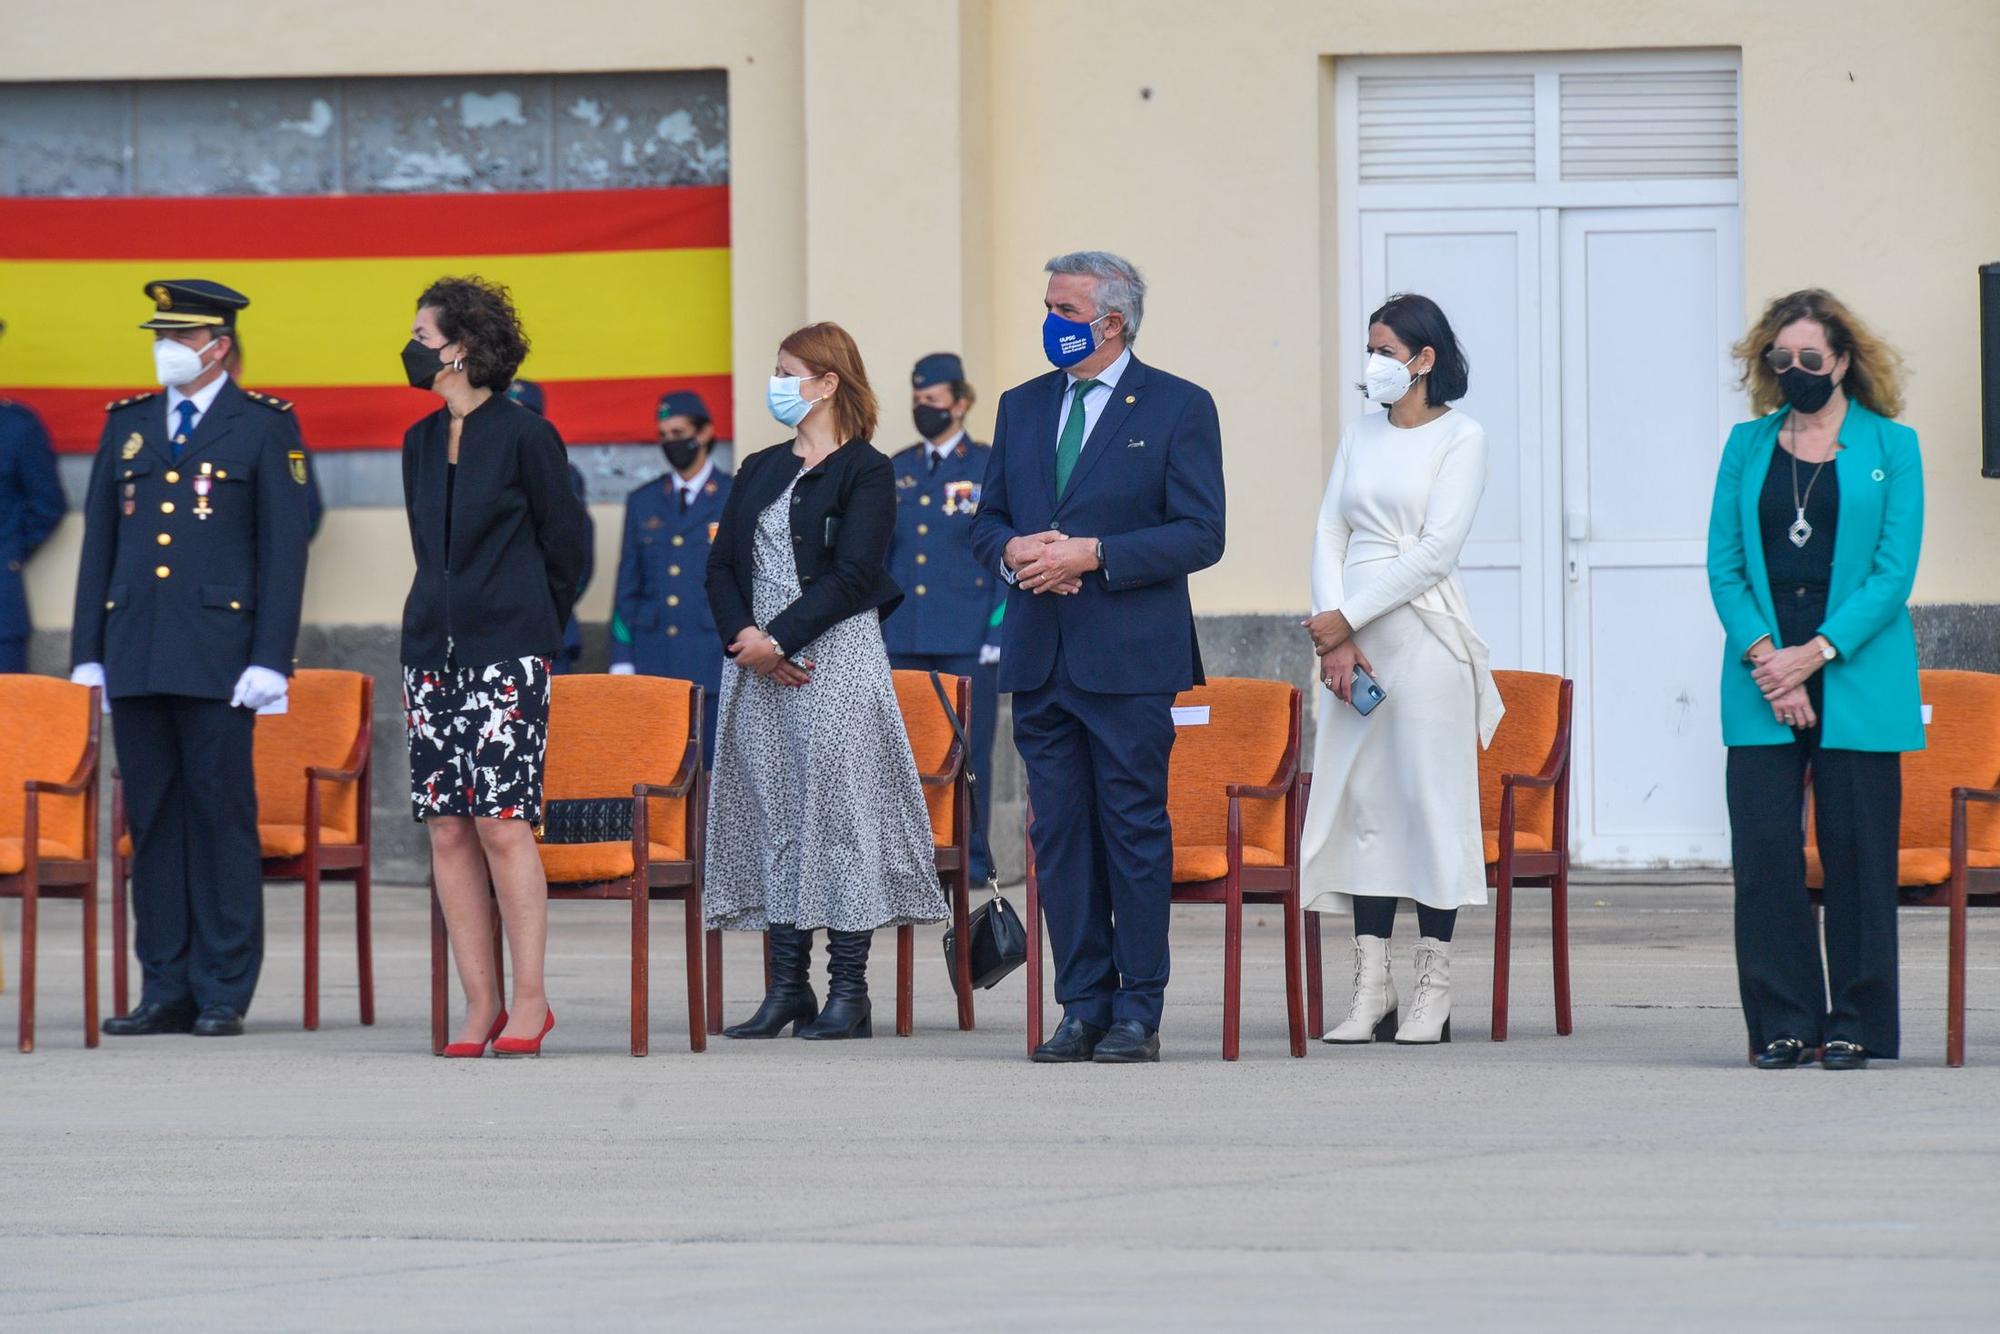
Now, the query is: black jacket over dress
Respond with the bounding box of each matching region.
[400,394,591,669]
[706,437,902,656]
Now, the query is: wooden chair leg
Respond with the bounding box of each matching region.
[355,863,376,1027]
[1948,873,1968,1068]
[303,858,321,1031]
[680,895,706,1053]
[1490,864,1514,1043]
[1025,868,1044,1058]
[895,923,914,1037]
[631,880,650,1058]
[18,878,36,1052]
[951,869,975,1031]
[428,877,447,1056]
[111,848,129,1018]
[704,928,723,1036]
[1303,909,1324,1039]
[1223,878,1244,1062]
[1283,889,1306,1059]
[1552,867,1573,1037]
[82,876,100,1048]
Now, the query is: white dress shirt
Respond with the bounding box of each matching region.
[1053,346,1131,454]
[672,458,716,506]
[924,428,967,468]
[166,371,230,441]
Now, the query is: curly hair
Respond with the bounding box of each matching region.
[416,275,530,392]
[1732,288,1906,420]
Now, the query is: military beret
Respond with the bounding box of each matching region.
[139,279,250,331]
[506,379,546,415]
[656,389,711,423]
[911,352,965,389]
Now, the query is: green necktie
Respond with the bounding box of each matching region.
[1054,378,1099,496]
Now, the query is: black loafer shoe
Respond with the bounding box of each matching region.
[1754,1037,1814,1069]
[191,1005,246,1037]
[1091,1019,1161,1064]
[101,1001,196,1036]
[1032,1014,1108,1063]
[1821,1040,1869,1070]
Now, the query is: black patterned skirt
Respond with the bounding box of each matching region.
[402,656,552,822]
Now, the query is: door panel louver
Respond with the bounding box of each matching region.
[1559,70,1739,180]
[1356,74,1535,183]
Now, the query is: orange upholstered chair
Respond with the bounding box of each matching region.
[703,670,976,1039]
[1024,677,1306,1061]
[429,673,708,1057]
[111,669,375,1030]
[0,677,101,1052]
[1804,669,2000,1067]
[1303,671,1574,1044]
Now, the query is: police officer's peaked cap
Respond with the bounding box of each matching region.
[657,389,711,423]
[506,379,546,415]
[911,352,965,390]
[139,279,249,331]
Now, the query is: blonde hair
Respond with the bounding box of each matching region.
[1732,288,1906,419]
[778,322,878,443]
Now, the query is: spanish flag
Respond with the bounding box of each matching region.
[0,187,731,452]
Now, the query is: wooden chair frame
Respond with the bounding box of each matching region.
[1305,676,1574,1044]
[2,687,102,1053]
[708,673,978,1038]
[110,675,376,1031]
[431,683,707,1058]
[1023,685,1308,1061]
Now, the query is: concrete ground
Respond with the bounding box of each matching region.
[2,877,1996,1332]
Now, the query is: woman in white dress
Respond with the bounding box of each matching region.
[1300,293,1504,1045]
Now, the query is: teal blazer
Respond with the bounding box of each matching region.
[1705,401,1924,752]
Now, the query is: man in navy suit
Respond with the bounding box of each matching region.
[971,251,1225,1063]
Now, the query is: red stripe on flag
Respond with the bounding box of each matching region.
[0,188,729,260]
[21,376,735,454]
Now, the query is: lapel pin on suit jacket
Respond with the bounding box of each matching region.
[1127,439,1146,448]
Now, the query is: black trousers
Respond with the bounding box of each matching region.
[112,694,265,1014]
[1726,708,1901,1057]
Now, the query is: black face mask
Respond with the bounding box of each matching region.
[401,338,447,391]
[662,437,702,471]
[1777,365,1838,415]
[913,403,955,441]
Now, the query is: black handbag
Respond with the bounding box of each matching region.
[535,797,634,844]
[930,671,1028,993]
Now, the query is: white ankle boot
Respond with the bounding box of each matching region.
[1323,935,1397,1043]
[1394,938,1452,1044]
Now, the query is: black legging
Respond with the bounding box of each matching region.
[1351,895,1457,942]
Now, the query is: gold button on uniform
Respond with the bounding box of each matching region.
[671,535,685,546]
[215,469,227,479]
[915,584,927,595]
[668,564,681,576]
[667,595,680,607]
[156,533,171,546]
[104,600,115,610]
[915,553,927,565]
[154,565,170,579]
[667,625,680,636]
[161,501,175,514]
[229,600,241,610]
[164,470,180,483]
[917,523,928,535]
[919,495,931,506]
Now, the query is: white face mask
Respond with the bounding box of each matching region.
[1362,351,1419,405]
[153,336,221,388]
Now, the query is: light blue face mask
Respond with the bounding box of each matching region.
[767,373,827,429]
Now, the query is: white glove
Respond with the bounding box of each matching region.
[231,665,289,711]
[978,644,1001,667]
[609,662,637,676]
[70,662,112,713]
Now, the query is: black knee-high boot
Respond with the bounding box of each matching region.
[797,928,873,1040]
[723,922,819,1038]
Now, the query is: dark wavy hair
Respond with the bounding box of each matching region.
[416,275,530,392]
[1366,292,1469,406]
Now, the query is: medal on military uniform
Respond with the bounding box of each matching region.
[122,482,135,517]
[194,462,213,520]
[707,522,720,542]
[944,480,978,515]
[121,433,143,460]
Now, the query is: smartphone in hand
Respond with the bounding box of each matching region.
[1351,665,1387,716]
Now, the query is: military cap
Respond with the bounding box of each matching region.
[911,352,965,389]
[506,379,546,415]
[139,279,249,331]
[656,389,711,424]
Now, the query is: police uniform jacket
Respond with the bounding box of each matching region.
[1,397,65,643]
[884,435,1002,656]
[613,466,732,685]
[70,379,311,699]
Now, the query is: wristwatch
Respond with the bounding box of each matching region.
[1093,539,1105,570]
[1818,637,1838,662]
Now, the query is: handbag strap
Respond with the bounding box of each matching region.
[928,669,1001,895]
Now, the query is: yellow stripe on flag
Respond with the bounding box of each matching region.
[0,248,732,388]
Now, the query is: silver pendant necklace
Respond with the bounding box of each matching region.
[1787,418,1833,548]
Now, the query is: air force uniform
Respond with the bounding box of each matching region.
[72,280,310,1028]
[1,393,65,672]
[612,458,732,761]
[885,353,1003,879]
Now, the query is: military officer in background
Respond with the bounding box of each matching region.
[71,279,310,1038]
[611,388,730,761]
[1,317,67,673]
[506,378,594,672]
[886,353,1003,882]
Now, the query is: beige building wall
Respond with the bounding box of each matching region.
[9,0,1999,629]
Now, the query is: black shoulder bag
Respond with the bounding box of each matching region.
[930,670,1028,993]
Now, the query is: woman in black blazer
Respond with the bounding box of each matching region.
[704,323,946,1040]
[398,276,590,1059]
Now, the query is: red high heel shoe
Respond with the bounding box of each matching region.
[442,1010,508,1058]
[491,1006,556,1058]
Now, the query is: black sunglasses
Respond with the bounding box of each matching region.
[1764,347,1832,375]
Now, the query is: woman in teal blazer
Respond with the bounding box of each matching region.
[1706,289,1923,1071]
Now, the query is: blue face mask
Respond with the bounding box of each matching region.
[1042,310,1109,369]
[767,373,825,429]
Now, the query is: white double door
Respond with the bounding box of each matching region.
[1358,204,1741,865]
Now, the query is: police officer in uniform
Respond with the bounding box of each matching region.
[72,280,310,1038]
[886,353,1002,881]
[506,379,594,672]
[1,317,67,673]
[611,388,731,760]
